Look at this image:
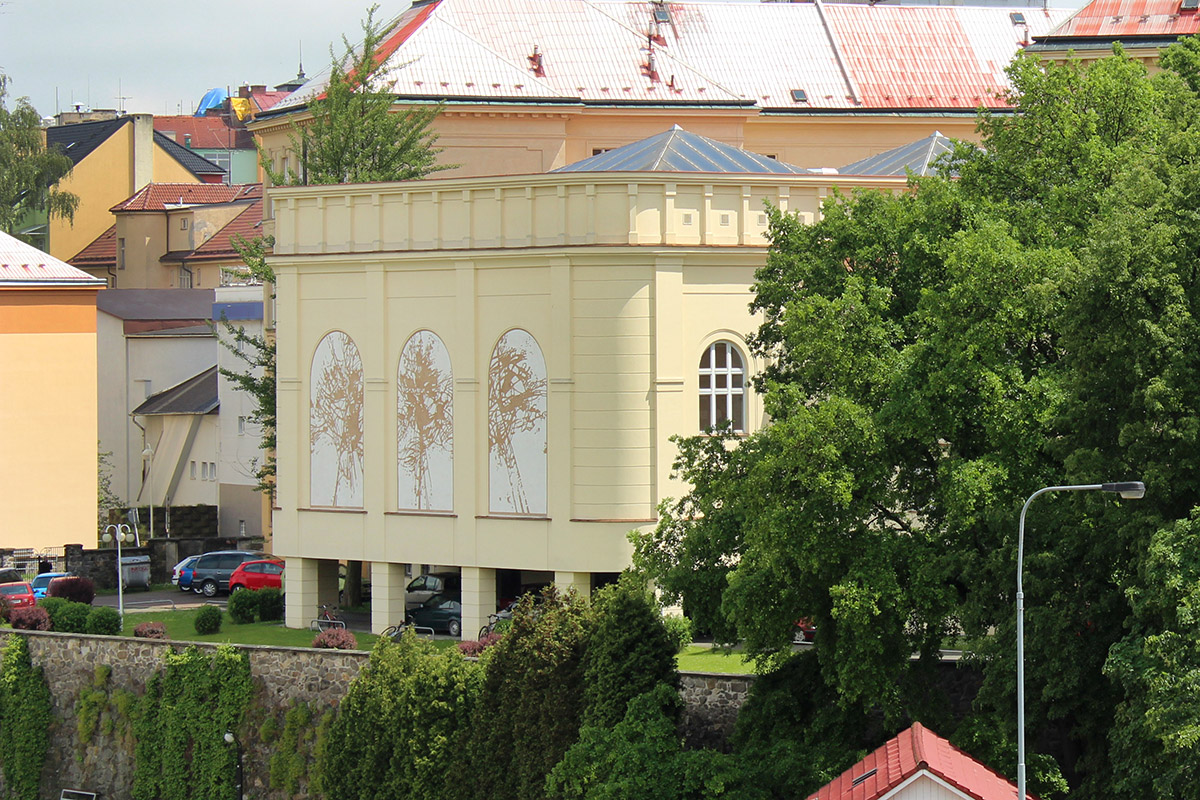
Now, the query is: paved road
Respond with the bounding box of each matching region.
[94,587,223,611]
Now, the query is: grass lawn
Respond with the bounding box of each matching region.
[676,645,758,675]
[116,608,382,650]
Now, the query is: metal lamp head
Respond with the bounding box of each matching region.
[224,731,235,745]
[1101,481,1146,500]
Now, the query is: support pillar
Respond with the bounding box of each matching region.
[372,561,409,634]
[554,571,591,601]
[284,557,339,629]
[462,567,497,641]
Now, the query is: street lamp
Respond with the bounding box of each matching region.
[1016,481,1144,800]
[101,523,132,625]
[142,443,154,539]
[223,731,244,800]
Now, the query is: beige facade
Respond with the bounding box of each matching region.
[270,169,902,635]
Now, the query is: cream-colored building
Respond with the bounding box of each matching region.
[0,232,104,551]
[270,130,905,634]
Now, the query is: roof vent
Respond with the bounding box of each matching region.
[790,89,808,103]
[1010,11,1026,24]
[850,769,877,787]
[1183,0,1198,11]
[528,45,545,77]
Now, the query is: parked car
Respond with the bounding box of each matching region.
[229,559,284,592]
[172,555,201,592]
[30,572,71,599]
[190,551,263,598]
[405,572,461,611]
[793,618,817,643]
[0,568,23,585]
[407,593,462,637]
[0,582,36,610]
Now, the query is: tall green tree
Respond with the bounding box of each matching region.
[263,4,450,186]
[635,45,1200,798]
[0,74,78,241]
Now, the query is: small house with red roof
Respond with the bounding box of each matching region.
[808,723,1026,800]
[1028,0,1200,66]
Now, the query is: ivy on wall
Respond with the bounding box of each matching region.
[0,636,52,800]
[131,645,253,800]
[75,663,137,760]
[263,700,320,795]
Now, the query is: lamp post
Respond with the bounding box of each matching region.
[101,523,132,624]
[1016,481,1144,800]
[224,731,244,800]
[142,443,154,539]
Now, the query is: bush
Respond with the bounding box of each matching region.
[54,601,91,633]
[0,596,10,623]
[134,621,167,640]
[661,614,694,653]
[312,628,357,650]
[194,605,223,635]
[228,590,260,624]
[458,633,503,657]
[47,576,95,605]
[9,606,50,631]
[257,588,284,622]
[85,606,122,635]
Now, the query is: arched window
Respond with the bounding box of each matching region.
[699,341,745,433]
[397,331,454,512]
[310,331,364,507]
[488,329,547,515]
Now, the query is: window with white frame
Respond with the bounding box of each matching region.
[699,341,746,433]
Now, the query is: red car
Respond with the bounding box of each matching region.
[228,559,284,592]
[0,581,36,610]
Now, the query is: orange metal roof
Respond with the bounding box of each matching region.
[807,723,1030,800]
[0,230,105,286]
[270,0,1070,114]
[1038,0,1200,38]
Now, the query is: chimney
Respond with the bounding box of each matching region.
[131,114,154,192]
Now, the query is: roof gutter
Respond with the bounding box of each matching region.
[814,0,862,107]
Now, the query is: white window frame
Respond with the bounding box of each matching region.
[699,341,746,434]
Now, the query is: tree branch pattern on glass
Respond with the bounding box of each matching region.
[488,330,548,515]
[310,331,365,507]
[397,331,454,511]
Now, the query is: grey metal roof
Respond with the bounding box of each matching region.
[552,126,811,175]
[154,132,226,176]
[838,132,956,177]
[96,288,215,321]
[132,367,219,416]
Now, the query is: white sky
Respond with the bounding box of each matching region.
[1,0,1085,120]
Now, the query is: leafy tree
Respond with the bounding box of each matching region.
[317,633,482,800]
[263,4,450,186]
[457,588,592,800]
[0,74,78,241]
[547,683,762,800]
[635,45,1200,798]
[0,636,52,800]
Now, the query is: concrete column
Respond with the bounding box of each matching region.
[461,566,497,641]
[554,571,591,601]
[284,557,339,629]
[372,561,409,634]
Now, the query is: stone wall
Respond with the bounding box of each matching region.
[679,671,755,751]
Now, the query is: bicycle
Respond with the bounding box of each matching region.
[477,605,515,640]
[310,604,346,631]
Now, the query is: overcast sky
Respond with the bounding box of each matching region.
[2,0,1085,120]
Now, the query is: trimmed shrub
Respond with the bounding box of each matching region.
[85,606,122,635]
[0,596,10,623]
[194,605,223,635]
[9,606,51,631]
[312,628,357,650]
[257,588,284,622]
[47,576,95,605]
[38,597,67,630]
[661,614,694,654]
[228,589,259,624]
[54,601,91,633]
[458,633,503,657]
[134,621,167,640]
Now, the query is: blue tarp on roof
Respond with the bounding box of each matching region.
[552,126,811,175]
[195,88,229,117]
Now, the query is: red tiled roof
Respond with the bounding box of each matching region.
[172,198,266,262]
[69,225,117,269]
[271,0,1070,114]
[0,230,104,285]
[1039,0,1200,38]
[111,183,260,212]
[808,723,1029,800]
[154,115,253,150]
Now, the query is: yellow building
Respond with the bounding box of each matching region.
[0,231,104,551]
[269,129,906,635]
[252,0,1071,183]
[46,115,226,265]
